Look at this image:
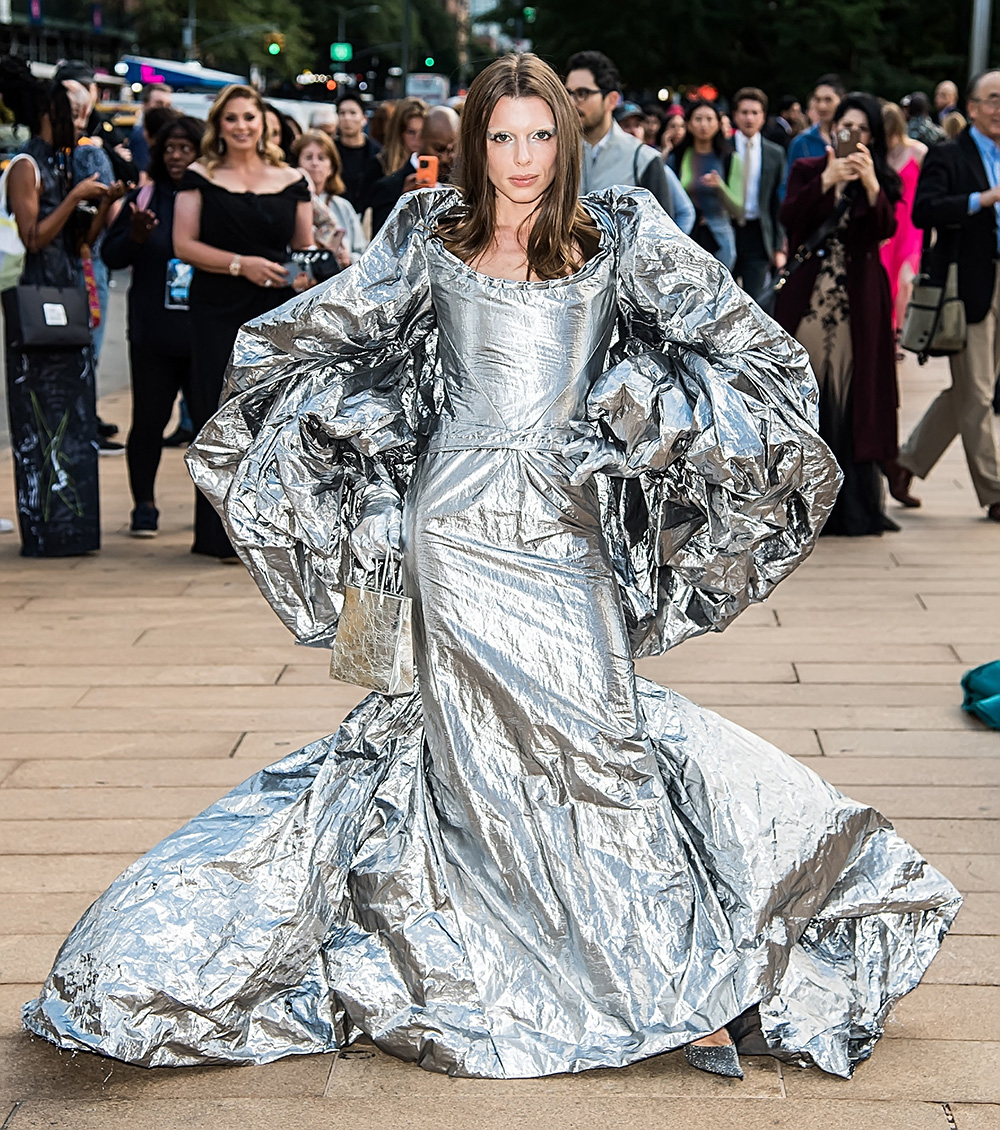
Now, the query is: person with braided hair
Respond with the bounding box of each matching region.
[0,56,110,555]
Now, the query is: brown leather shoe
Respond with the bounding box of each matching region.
[883,459,922,508]
[988,502,1000,522]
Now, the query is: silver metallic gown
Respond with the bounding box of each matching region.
[24,188,960,1080]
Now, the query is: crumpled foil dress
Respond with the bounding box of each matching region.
[23,188,961,1080]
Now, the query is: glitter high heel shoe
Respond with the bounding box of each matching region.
[683,1040,744,1079]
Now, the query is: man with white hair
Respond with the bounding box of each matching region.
[309,105,339,141]
[935,80,959,124]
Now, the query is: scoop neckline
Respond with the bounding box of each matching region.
[431,204,611,290]
[185,167,308,197]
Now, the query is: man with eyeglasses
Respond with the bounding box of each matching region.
[565,50,693,232]
[889,70,1000,522]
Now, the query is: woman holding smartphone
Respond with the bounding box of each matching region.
[776,92,902,537]
[172,83,312,560]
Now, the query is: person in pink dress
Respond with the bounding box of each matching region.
[881,103,927,338]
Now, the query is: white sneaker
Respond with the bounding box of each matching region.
[0,518,14,533]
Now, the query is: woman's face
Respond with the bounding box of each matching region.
[163,131,199,183]
[485,95,559,210]
[689,106,719,142]
[218,97,263,155]
[664,115,686,146]
[265,110,283,146]
[403,114,424,154]
[837,107,873,146]
[298,142,332,193]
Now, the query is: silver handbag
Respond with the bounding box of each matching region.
[329,557,415,695]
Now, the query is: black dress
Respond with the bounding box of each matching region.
[2,138,99,557]
[178,168,310,557]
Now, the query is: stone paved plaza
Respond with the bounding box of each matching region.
[0,353,997,1129]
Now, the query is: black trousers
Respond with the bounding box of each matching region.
[126,344,193,506]
[734,220,771,303]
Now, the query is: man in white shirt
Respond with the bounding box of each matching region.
[732,87,787,302]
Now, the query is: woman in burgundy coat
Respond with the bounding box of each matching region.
[776,93,902,536]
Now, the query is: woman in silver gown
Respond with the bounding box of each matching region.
[24,55,960,1082]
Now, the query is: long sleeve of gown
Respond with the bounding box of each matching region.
[591,188,841,655]
[186,189,442,646]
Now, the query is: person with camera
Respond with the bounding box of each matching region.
[102,116,205,539]
[775,93,902,536]
[889,70,1000,523]
[0,58,113,556]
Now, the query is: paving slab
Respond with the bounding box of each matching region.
[0,1035,334,1100]
[0,855,141,894]
[2,759,267,790]
[0,732,242,760]
[0,1097,959,1130]
[891,820,998,855]
[952,1105,1000,1129]
[885,985,1000,1041]
[922,935,999,986]
[0,788,228,822]
[0,894,96,937]
[0,665,285,687]
[0,935,67,983]
[793,757,1000,787]
[0,819,185,856]
[923,855,999,892]
[818,731,999,756]
[951,892,1000,935]
[780,1039,1000,1102]
[796,663,966,684]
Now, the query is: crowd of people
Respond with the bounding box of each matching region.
[1,52,999,560]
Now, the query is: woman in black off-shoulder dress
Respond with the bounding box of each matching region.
[173,83,312,559]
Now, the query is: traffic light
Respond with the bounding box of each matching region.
[424,56,435,67]
[266,31,285,55]
[522,6,536,22]
[330,41,353,62]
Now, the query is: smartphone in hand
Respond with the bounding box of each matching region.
[834,126,863,159]
[415,155,439,187]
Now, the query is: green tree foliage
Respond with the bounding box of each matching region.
[489,0,1000,103]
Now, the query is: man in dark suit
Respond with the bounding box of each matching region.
[763,96,803,151]
[890,70,1000,522]
[731,88,787,302]
[370,106,459,235]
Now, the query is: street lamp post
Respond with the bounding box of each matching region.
[970,0,993,79]
[336,4,380,48]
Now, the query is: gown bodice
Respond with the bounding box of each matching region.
[425,237,616,451]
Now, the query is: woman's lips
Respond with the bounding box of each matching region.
[510,175,538,186]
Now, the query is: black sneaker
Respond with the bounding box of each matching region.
[98,436,125,456]
[97,418,119,438]
[162,426,195,448]
[130,503,159,538]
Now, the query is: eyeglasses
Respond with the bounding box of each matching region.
[565,87,604,102]
[971,94,1000,110]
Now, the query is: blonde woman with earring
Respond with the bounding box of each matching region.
[172,83,312,559]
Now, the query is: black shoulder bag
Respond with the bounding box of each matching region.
[756,193,852,315]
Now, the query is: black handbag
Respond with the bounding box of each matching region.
[757,194,852,314]
[3,284,91,349]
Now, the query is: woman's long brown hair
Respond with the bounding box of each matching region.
[437,53,600,281]
[379,97,428,174]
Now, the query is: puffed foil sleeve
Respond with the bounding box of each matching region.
[186,190,442,646]
[599,189,841,656]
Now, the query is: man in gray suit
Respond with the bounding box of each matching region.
[732,87,787,301]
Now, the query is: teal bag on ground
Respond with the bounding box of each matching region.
[961,660,1000,729]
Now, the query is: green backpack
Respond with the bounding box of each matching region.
[961,660,1000,730]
